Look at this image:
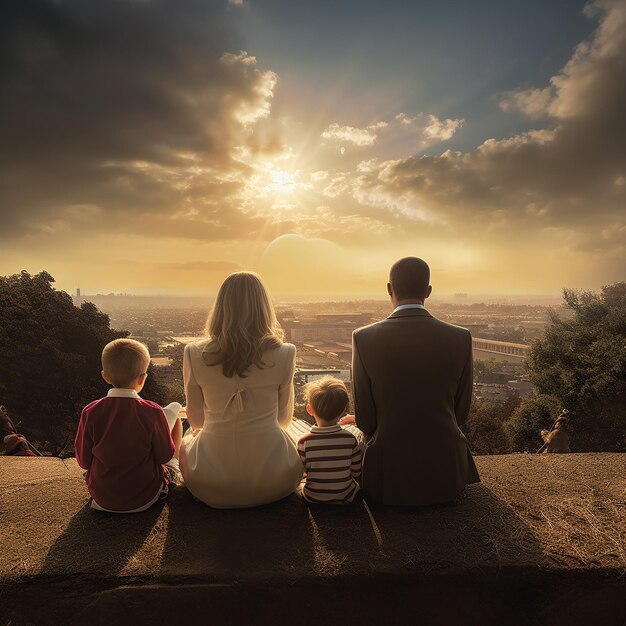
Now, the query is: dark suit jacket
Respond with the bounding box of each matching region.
[352,307,480,506]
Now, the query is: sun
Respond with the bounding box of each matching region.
[267,167,297,194]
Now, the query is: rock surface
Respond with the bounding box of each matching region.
[0,454,624,625]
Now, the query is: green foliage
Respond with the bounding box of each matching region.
[164,380,185,405]
[169,342,185,371]
[473,359,498,379]
[509,283,626,452]
[0,271,169,454]
[507,393,562,452]
[465,395,519,455]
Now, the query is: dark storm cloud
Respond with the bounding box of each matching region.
[0,0,271,239]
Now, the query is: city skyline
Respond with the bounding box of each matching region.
[1,0,624,296]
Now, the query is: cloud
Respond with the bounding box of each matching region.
[500,87,553,118]
[396,113,464,141]
[321,114,462,154]
[342,0,626,273]
[423,115,464,141]
[321,122,387,147]
[310,170,329,182]
[0,0,275,241]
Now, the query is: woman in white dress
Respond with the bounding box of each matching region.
[179,272,304,508]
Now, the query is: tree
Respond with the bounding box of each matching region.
[507,283,626,452]
[0,271,169,454]
[507,393,562,452]
[464,395,519,455]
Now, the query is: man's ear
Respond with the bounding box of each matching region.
[387,282,393,297]
[425,285,432,300]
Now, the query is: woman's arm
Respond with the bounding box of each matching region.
[183,344,205,430]
[277,344,296,428]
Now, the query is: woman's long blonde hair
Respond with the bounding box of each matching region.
[202,272,284,377]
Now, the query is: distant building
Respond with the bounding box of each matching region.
[297,369,351,383]
[282,313,373,343]
[472,337,529,361]
[454,293,468,300]
[76,287,81,298]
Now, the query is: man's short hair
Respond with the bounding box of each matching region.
[389,257,430,300]
[102,338,150,388]
[303,377,349,423]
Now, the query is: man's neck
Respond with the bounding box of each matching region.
[393,298,424,307]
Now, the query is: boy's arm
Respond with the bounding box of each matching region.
[277,344,296,428]
[183,344,205,430]
[297,438,307,471]
[152,409,176,464]
[350,440,363,479]
[74,408,93,470]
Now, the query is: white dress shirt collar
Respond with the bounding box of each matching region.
[392,303,426,314]
[310,424,342,434]
[107,388,140,399]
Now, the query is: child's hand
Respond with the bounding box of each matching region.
[339,414,356,426]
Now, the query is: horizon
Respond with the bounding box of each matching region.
[1,0,624,295]
[69,286,565,307]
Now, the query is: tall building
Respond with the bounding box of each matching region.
[76,287,81,298]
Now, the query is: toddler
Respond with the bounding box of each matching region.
[297,377,362,504]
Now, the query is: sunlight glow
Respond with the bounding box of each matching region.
[267,167,297,194]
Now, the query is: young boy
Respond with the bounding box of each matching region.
[297,377,362,504]
[75,338,182,513]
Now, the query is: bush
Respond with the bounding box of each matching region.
[465,395,519,455]
[507,393,562,452]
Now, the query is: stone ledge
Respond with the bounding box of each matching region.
[0,454,624,625]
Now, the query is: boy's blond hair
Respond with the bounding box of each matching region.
[303,376,349,423]
[102,338,150,388]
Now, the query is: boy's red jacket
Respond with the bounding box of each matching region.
[75,389,174,511]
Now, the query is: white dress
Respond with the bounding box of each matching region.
[179,340,304,508]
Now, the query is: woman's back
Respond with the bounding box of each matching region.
[180,340,303,508]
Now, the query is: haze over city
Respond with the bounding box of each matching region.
[1,0,624,297]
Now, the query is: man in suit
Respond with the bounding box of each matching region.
[346,257,479,506]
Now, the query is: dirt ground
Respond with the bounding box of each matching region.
[0,453,624,625]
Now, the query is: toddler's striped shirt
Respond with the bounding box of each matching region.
[297,424,362,504]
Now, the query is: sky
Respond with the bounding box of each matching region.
[0,0,624,298]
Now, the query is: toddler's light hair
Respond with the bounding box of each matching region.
[102,338,150,388]
[303,376,349,423]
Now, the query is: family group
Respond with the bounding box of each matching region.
[74,257,480,512]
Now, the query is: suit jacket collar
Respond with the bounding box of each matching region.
[387,307,433,320]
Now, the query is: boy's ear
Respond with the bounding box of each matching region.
[101,370,111,385]
[134,372,148,388]
[305,403,314,417]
